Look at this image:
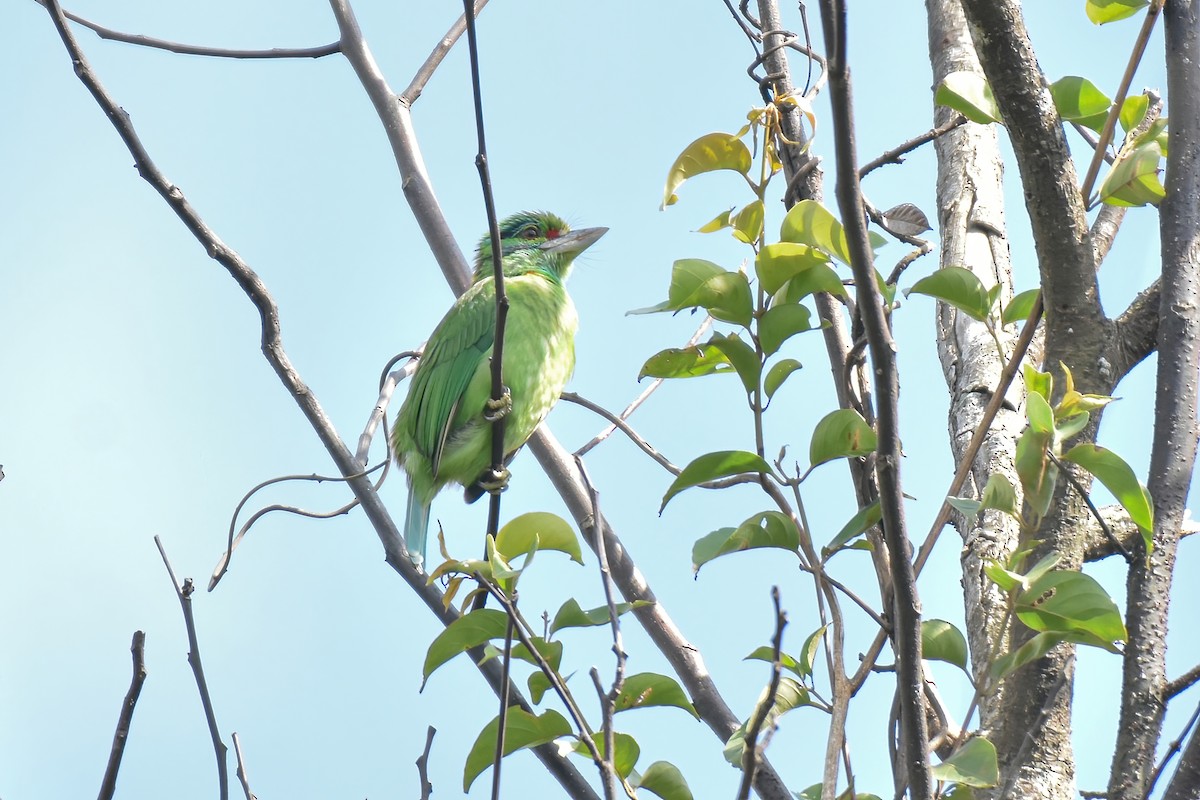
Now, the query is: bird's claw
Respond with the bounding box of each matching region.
[483,388,512,423]
[478,466,511,495]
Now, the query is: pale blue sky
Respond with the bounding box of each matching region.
[2,2,1194,798]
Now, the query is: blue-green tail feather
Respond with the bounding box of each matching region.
[404,491,431,567]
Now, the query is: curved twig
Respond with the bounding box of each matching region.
[562,392,679,474]
[401,0,488,105]
[33,0,339,59]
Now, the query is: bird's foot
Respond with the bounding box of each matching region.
[477,466,511,495]
[483,388,512,422]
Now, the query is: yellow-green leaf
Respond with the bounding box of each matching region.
[662,133,752,208]
[463,708,572,790]
[935,71,1002,124]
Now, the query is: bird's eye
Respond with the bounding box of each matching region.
[517,225,540,240]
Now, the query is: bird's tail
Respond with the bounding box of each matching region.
[404,492,431,568]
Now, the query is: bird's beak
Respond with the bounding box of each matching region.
[540,226,608,256]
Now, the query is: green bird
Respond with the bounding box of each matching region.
[392,211,607,566]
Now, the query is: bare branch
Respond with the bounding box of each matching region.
[816,2,931,795]
[416,727,436,800]
[858,114,968,178]
[1167,665,1200,702]
[97,631,147,800]
[356,350,420,465]
[401,0,488,105]
[231,733,257,800]
[154,535,229,800]
[562,392,679,474]
[1111,278,1162,380]
[33,0,339,59]
[737,587,787,800]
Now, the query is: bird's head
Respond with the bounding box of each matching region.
[473,211,607,282]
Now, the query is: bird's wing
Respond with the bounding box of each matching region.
[407,280,497,476]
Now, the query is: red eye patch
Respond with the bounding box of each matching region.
[546,228,562,239]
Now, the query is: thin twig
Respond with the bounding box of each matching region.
[577,458,624,799]
[491,613,516,800]
[459,0,508,548]
[913,293,1043,577]
[1167,664,1200,702]
[575,316,714,457]
[210,464,386,591]
[154,535,228,800]
[1078,0,1164,206]
[416,726,437,800]
[1145,700,1200,796]
[737,587,787,800]
[401,0,489,104]
[33,0,339,59]
[563,392,679,473]
[356,350,420,465]
[1048,451,1133,562]
[858,115,968,178]
[96,631,147,800]
[231,732,257,800]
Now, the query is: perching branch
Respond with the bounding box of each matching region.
[858,114,968,178]
[816,2,931,798]
[96,631,147,800]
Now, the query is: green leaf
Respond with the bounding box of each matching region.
[764,358,803,401]
[991,630,1065,680]
[615,673,699,718]
[797,625,827,678]
[549,598,649,634]
[979,473,1019,518]
[733,199,765,244]
[780,200,854,265]
[495,512,583,564]
[638,344,734,381]
[723,678,812,764]
[755,242,835,294]
[983,558,1024,593]
[1016,569,1128,647]
[662,133,752,208]
[931,737,999,788]
[661,451,773,513]
[1002,288,1041,325]
[1100,141,1165,207]
[463,708,572,790]
[422,609,509,686]
[809,409,877,469]
[759,304,814,355]
[1119,94,1150,134]
[697,208,734,233]
[692,511,801,572]
[743,646,807,679]
[709,332,762,394]
[1086,0,1150,25]
[922,619,969,671]
[573,732,641,779]
[1015,426,1057,521]
[509,637,563,673]
[635,761,694,800]
[935,71,1002,124]
[825,500,881,555]
[527,670,552,705]
[1049,76,1112,132]
[1062,444,1154,542]
[628,259,753,326]
[1026,391,1055,434]
[948,496,982,518]
[1023,364,1052,403]
[907,266,994,322]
